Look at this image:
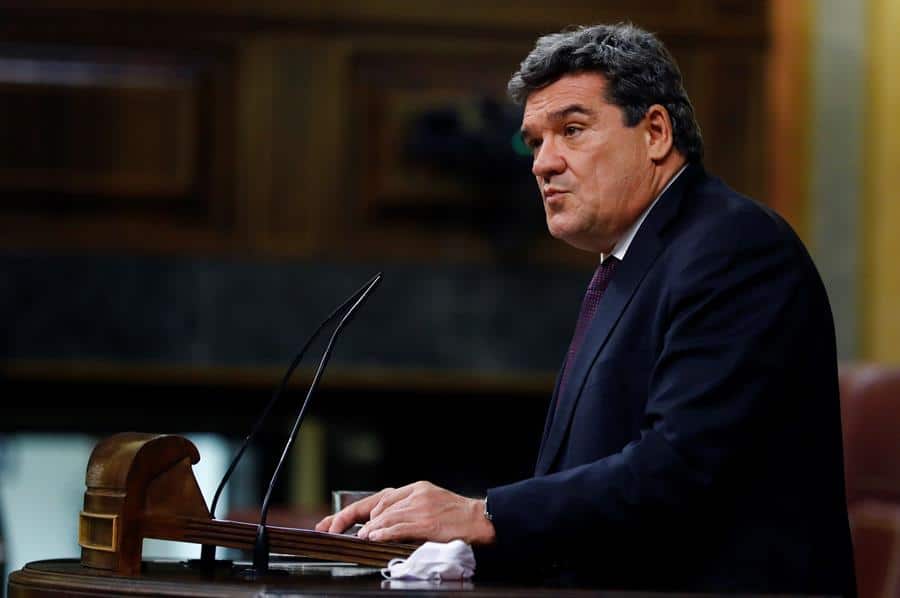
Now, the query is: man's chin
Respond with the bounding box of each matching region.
[546,220,575,244]
[546,224,605,254]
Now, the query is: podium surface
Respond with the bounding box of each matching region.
[9,558,843,597]
[7,558,603,597]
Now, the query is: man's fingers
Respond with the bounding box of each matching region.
[314,514,334,532]
[367,521,431,543]
[326,488,392,533]
[369,483,418,520]
[358,500,415,539]
[317,482,430,533]
[327,498,374,533]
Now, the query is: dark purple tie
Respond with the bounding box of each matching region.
[556,257,619,411]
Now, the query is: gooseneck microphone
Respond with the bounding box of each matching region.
[248,272,382,577]
[198,272,382,569]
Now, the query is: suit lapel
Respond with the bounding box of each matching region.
[534,353,568,474]
[534,163,701,476]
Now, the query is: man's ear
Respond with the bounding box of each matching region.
[644,104,674,162]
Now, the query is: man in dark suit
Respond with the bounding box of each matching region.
[317,23,856,595]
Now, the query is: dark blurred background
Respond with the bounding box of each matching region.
[1,0,895,592]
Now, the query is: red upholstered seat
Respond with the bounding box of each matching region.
[839,363,900,598]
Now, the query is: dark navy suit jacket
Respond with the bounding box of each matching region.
[479,163,856,595]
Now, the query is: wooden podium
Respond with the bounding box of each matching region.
[6,558,622,597]
[9,558,817,597]
[9,433,439,596]
[9,558,395,597]
[76,432,416,576]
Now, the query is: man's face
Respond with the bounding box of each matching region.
[521,72,656,253]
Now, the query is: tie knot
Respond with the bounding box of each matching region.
[587,257,619,294]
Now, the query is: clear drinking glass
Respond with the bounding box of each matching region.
[331,490,376,514]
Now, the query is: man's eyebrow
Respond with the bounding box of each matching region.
[548,104,596,121]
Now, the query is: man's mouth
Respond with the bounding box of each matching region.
[544,188,568,204]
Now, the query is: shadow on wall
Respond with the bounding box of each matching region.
[404,96,544,262]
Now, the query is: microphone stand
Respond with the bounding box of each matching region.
[243,273,382,578]
[195,273,382,570]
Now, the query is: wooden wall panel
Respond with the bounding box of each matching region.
[688,48,767,203]
[10,1,765,39]
[0,61,195,198]
[0,44,239,252]
[0,1,770,265]
[255,40,346,255]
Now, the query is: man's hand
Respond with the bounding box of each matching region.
[314,481,496,545]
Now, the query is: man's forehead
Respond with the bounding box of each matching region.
[522,103,595,129]
[524,73,606,116]
[521,72,608,122]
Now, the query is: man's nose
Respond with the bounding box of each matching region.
[531,138,565,180]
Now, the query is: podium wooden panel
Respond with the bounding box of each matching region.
[8,559,838,597]
[8,558,623,597]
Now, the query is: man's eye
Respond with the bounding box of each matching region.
[564,125,582,137]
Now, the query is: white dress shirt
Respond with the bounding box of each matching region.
[602,164,688,263]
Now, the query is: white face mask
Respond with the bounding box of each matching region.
[380,539,476,582]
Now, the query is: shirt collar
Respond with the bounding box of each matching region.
[602,163,688,263]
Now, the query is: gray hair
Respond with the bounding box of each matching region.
[508,23,703,162]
